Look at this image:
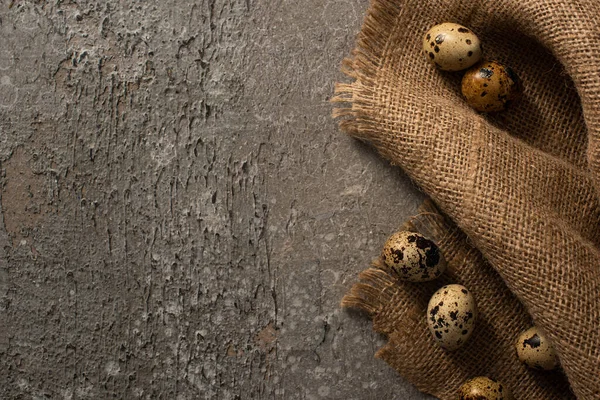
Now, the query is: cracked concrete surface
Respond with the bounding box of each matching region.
[0,1,433,399]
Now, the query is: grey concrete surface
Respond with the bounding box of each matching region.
[0,1,434,399]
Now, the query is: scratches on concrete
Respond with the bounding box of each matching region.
[2,146,47,245]
[0,0,431,399]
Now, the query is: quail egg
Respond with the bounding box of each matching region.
[381,231,446,282]
[427,284,476,350]
[515,326,559,370]
[422,22,483,71]
[461,60,521,112]
[459,376,513,400]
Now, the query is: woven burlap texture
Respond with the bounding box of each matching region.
[333,1,600,399]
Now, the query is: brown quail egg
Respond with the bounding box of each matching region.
[381,231,446,282]
[427,284,476,350]
[461,60,522,112]
[422,23,482,71]
[515,326,559,370]
[459,377,513,400]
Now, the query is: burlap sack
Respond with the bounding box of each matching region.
[333,1,600,399]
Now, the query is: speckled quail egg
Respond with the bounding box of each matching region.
[461,60,522,112]
[459,377,513,400]
[422,23,482,71]
[515,326,559,370]
[427,284,476,350]
[381,231,446,282]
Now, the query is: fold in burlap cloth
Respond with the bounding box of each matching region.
[333,1,600,399]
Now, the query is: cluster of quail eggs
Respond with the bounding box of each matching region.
[422,22,521,112]
[381,230,476,351]
[381,228,559,399]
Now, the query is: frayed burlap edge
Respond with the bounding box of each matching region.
[331,0,403,144]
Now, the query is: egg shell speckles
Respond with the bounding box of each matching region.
[422,22,482,71]
[461,60,522,112]
[459,377,513,400]
[427,284,476,351]
[515,326,559,370]
[381,231,446,282]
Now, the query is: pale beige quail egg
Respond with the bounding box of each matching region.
[515,326,559,370]
[427,284,476,350]
[422,22,482,71]
[459,376,513,400]
[381,231,446,282]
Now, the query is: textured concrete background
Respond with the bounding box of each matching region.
[0,1,433,399]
